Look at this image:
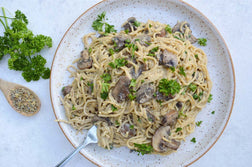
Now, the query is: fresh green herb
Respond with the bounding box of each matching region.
[138,117,141,123]
[175,127,182,132]
[111,104,117,112]
[170,66,175,72]
[72,105,76,110]
[185,51,187,54]
[148,46,159,56]
[179,67,186,77]
[173,35,184,41]
[156,100,163,106]
[143,58,147,62]
[92,12,117,33]
[101,73,111,82]
[115,120,120,126]
[133,21,141,27]
[158,79,181,96]
[211,111,215,114]
[88,47,92,54]
[125,43,138,58]
[80,77,83,81]
[179,110,187,118]
[165,24,172,34]
[208,94,213,103]
[109,58,128,69]
[195,54,199,59]
[125,29,129,34]
[141,80,145,83]
[149,24,152,28]
[193,91,203,101]
[125,39,131,43]
[144,41,151,46]
[87,82,94,92]
[153,92,157,97]
[100,92,108,100]
[134,143,153,155]
[134,38,140,41]
[0,8,52,82]
[109,48,114,55]
[62,87,65,91]
[198,38,207,46]
[101,82,110,92]
[192,72,195,77]
[129,125,134,129]
[191,137,196,143]
[130,79,136,87]
[129,93,136,101]
[188,83,197,92]
[196,121,202,126]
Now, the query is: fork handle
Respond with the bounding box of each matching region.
[55,141,87,167]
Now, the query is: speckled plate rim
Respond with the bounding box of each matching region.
[49,0,236,166]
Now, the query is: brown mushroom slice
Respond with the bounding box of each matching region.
[92,115,112,126]
[156,91,174,101]
[120,123,136,138]
[112,76,131,103]
[159,49,178,68]
[112,35,128,51]
[172,21,197,44]
[152,126,180,152]
[130,63,147,79]
[77,50,93,70]
[156,28,166,37]
[122,17,138,33]
[134,34,151,46]
[176,101,183,110]
[146,110,156,122]
[161,109,179,126]
[136,84,154,104]
[62,85,72,96]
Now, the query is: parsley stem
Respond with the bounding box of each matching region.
[1,7,8,28]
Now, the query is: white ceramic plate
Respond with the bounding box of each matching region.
[50,0,235,166]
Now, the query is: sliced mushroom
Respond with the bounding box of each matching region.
[156,91,174,101]
[112,36,128,51]
[122,17,138,33]
[92,115,112,126]
[120,123,136,138]
[159,49,178,68]
[77,50,93,70]
[134,34,151,46]
[136,84,155,104]
[146,110,156,122]
[156,28,166,37]
[172,21,197,44]
[152,126,180,152]
[112,76,131,103]
[130,63,147,79]
[62,85,72,96]
[161,109,179,126]
[176,101,183,110]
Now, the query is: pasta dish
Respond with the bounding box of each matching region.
[61,14,212,155]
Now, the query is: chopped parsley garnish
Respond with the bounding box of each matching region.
[179,66,186,77]
[125,39,131,43]
[125,29,129,34]
[188,83,197,92]
[109,58,128,69]
[125,43,138,58]
[196,121,202,126]
[195,54,199,59]
[158,79,181,96]
[156,99,163,106]
[129,93,136,101]
[134,38,140,41]
[185,51,187,54]
[130,79,136,87]
[100,92,108,100]
[100,82,110,100]
[0,8,52,82]
[175,127,182,132]
[179,110,187,118]
[153,92,157,97]
[80,77,83,80]
[92,12,117,33]
[198,38,207,46]
[148,46,159,56]
[109,48,114,55]
[134,143,153,155]
[193,91,203,101]
[173,35,184,41]
[72,105,76,110]
[133,21,141,27]
[191,137,196,143]
[87,82,94,92]
[129,125,134,129]
[141,80,145,83]
[211,111,215,114]
[143,58,147,62]
[208,94,213,103]
[165,24,172,34]
[149,24,152,28]
[111,104,118,112]
[115,120,120,126]
[88,47,92,54]
[145,41,151,46]
[101,73,111,82]
[170,66,175,72]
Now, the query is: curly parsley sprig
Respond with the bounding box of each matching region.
[0,8,52,82]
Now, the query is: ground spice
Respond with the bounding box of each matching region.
[9,88,39,113]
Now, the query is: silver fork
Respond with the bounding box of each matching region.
[55,125,98,167]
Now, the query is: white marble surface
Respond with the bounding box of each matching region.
[0,0,251,167]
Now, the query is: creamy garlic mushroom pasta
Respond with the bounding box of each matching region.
[61,15,212,155]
